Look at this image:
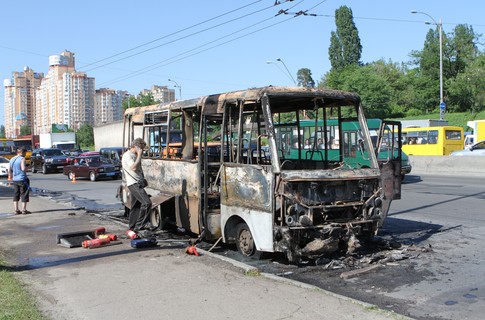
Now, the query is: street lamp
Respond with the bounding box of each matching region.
[412,10,445,120]
[168,78,182,100]
[276,58,297,85]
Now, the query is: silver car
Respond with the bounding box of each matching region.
[450,140,485,156]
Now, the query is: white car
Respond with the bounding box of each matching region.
[0,156,10,177]
[450,140,485,156]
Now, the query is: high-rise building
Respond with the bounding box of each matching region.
[94,88,125,126]
[140,85,175,103]
[35,51,95,134]
[3,67,44,138]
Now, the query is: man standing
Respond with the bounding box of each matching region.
[121,138,153,233]
[8,147,31,215]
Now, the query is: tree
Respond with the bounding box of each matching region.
[122,93,159,109]
[328,6,362,71]
[0,125,5,138]
[20,125,31,136]
[321,64,391,118]
[448,24,480,78]
[297,68,315,88]
[447,55,485,113]
[76,124,94,149]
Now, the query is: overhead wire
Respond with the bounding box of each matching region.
[98,0,309,87]
[79,0,264,70]
[82,0,290,72]
[98,12,298,87]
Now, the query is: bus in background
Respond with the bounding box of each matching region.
[275,118,410,179]
[401,126,464,155]
[13,135,39,165]
[0,138,16,160]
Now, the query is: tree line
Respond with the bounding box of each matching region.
[297,6,484,120]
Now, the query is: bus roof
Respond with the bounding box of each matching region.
[124,86,361,123]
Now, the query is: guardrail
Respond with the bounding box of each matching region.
[409,155,485,176]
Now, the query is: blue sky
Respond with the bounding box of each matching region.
[2,0,485,127]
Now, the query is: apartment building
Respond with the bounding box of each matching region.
[35,51,95,134]
[94,88,125,126]
[140,85,175,103]
[3,67,44,138]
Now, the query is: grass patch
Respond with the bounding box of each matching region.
[0,252,46,320]
[245,268,261,277]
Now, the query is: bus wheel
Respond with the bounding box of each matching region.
[235,222,257,257]
[149,206,163,230]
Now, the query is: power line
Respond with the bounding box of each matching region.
[98,11,300,87]
[82,0,295,72]
[79,0,264,70]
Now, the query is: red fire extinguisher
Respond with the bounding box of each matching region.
[98,234,117,241]
[82,237,111,249]
[126,230,138,240]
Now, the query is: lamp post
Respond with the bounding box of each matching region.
[276,58,297,85]
[412,10,444,120]
[168,79,182,100]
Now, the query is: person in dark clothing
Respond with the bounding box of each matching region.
[8,147,31,215]
[121,138,154,233]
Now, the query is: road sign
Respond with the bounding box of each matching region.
[440,102,446,110]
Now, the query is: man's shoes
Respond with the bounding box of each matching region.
[14,210,22,215]
[22,210,32,215]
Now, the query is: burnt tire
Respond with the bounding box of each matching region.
[68,171,74,180]
[149,205,163,230]
[31,164,37,173]
[235,222,258,257]
[89,171,96,182]
[42,165,48,174]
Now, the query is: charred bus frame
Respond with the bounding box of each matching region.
[120,86,401,262]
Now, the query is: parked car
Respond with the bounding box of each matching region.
[450,140,485,156]
[79,151,100,157]
[31,148,70,174]
[0,156,9,177]
[63,155,121,181]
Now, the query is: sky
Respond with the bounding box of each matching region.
[2,0,485,127]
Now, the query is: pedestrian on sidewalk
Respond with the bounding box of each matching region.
[8,147,31,215]
[121,138,154,233]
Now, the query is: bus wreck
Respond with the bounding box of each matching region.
[120,86,401,262]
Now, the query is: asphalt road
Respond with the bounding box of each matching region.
[14,171,485,320]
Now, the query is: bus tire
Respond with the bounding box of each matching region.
[235,222,259,258]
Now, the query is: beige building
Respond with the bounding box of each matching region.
[35,51,95,134]
[94,88,125,126]
[3,51,173,137]
[140,85,175,103]
[3,67,44,138]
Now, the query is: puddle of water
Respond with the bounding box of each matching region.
[0,213,15,218]
[444,300,458,306]
[28,256,64,268]
[463,293,477,299]
[32,225,64,231]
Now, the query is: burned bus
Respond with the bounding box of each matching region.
[120,86,402,262]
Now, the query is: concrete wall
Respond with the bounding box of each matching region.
[409,155,485,176]
[93,121,143,151]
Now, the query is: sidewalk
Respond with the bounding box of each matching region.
[0,183,407,320]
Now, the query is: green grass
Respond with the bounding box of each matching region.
[392,111,485,131]
[0,253,46,320]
